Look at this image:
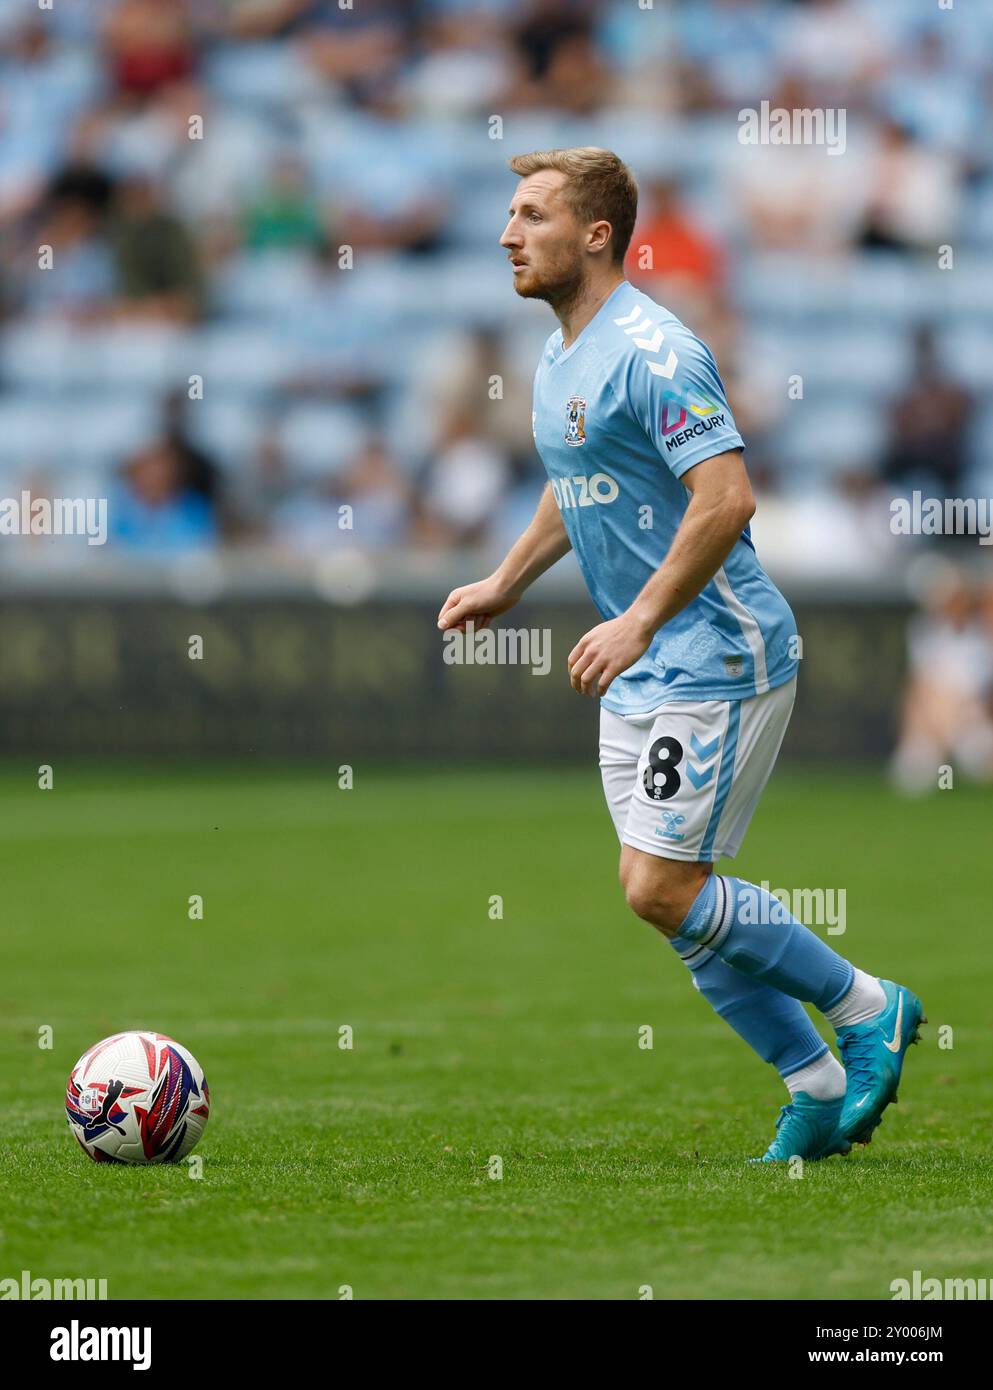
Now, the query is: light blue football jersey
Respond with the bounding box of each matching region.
[531,278,798,714]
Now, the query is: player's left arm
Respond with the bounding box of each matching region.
[567,449,755,696]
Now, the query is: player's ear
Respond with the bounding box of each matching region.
[588,220,612,254]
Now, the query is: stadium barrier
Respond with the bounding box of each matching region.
[0,570,908,761]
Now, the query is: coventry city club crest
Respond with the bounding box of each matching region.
[564,395,587,447]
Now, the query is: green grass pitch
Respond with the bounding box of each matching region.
[1,763,990,1300]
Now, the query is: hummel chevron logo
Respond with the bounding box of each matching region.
[883,994,904,1053]
[614,306,679,380]
[685,730,721,790]
[690,732,721,761]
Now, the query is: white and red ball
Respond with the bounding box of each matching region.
[66,1031,210,1164]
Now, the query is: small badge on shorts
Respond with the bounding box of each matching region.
[724,655,745,678]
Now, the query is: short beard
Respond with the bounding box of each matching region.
[514,258,586,318]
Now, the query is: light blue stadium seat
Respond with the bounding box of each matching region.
[429,254,510,324]
[771,399,887,490]
[202,41,324,112]
[60,397,162,466]
[212,251,319,322]
[0,395,159,471]
[446,178,514,251]
[182,399,267,473]
[0,397,62,469]
[193,326,302,393]
[275,403,368,478]
[735,253,942,325]
[0,322,187,392]
[938,325,993,390]
[965,396,993,487]
[944,257,993,323]
[750,325,911,395]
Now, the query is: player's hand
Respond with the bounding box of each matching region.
[567,613,654,697]
[437,576,519,633]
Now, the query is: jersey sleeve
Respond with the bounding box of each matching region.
[618,326,745,480]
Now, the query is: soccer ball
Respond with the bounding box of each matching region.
[65,1031,210,1164]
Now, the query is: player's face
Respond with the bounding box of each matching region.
[500,172,587,304]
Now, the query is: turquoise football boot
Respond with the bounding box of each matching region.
[750,1092,849,1162]
[834,980,926,1147]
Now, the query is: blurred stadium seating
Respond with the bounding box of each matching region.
[0,0,991,575]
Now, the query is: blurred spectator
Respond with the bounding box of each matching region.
[0,17,101,224]
[512,0,596,84]
[422,325,535,470]
[750,470,899,579]
[111,438,218,552]
[856,119,961,253]
[874,25,982,160]
[735,76,863,252]
[412,408,511,548]
[102,0,197,99]
[320,94,451,255]
[674,0,779,109]
[778,0,885,104]
[222,1,314,42]
[160,389,242,537]
[111,174,204,320]
[625,177,726,301]
[302,0,412,105]
[20,164,117,321]
[402,6,513,118]
[890,566,993,793]
[272,437,410,552]
[0,0,988,567]
[242,155,325,253]
[503,1,609,114]
[880,326,973,500]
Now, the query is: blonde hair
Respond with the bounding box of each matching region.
[507,147,638,267]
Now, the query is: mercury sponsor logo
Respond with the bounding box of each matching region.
[664,413,727,452]
[50,1320,151,1370]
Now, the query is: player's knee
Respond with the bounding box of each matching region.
[622,861,703,936]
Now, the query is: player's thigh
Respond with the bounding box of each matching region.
[714,674,797,858]
[619,675,796,864]
[598,703,645,842]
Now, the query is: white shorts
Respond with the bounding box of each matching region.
[599,674,797,863]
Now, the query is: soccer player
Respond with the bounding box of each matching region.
[437,147,924,1161]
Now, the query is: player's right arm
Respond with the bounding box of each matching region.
[437,483,571,632]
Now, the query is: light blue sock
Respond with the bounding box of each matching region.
[673,874,854,1013]
[669,937,829,1079]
